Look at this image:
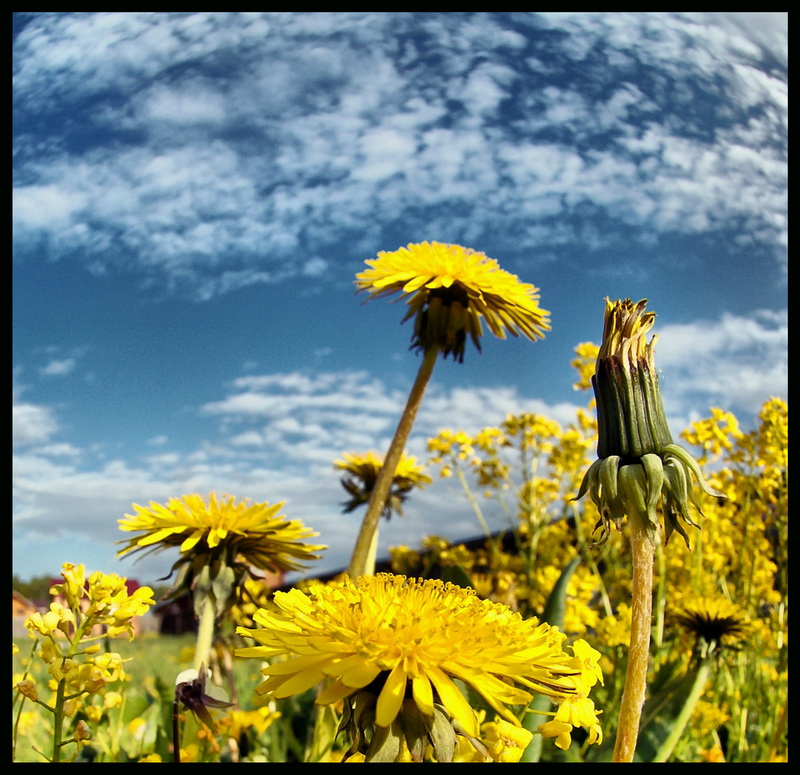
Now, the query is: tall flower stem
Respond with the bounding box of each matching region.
[652,656,712,762]
[193,592,217,674]
[612,520,654,763]
[51,678,67,763]
[349,346,439,577]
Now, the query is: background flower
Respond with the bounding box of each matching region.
[334,450,432,519]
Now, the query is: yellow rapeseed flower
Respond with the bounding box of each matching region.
[356,241,549,361]
[236,573,602,762]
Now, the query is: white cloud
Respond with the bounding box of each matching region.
[13,402,58,446]
[656,308,788,424]
[39,358,76,376]
[12,13,788,583]
[13,12,787,295]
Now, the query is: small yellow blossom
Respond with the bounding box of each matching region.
[538,719,574,751]
[570,639,604,688]
[104,690,123,709]
[74,720,92,742]
[480,717,535,762]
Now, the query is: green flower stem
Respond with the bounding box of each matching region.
[349,345,439,577]
[307,694,339,762]
[193,591,217,673]
[652,656,712,762]
[173,694,182,764]
[653,541,667,649]
[612,519,654,763]
[453,463,492,539]
[51,678,67,763]
[50,618,91,763]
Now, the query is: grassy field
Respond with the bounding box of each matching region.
[12,632,285,763]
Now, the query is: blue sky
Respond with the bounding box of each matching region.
[13,12,787,586]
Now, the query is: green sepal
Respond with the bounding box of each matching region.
[618,463,658,541]
[428,704,457,763]
[398,698,429,762]
[211,562,236,618]
[364,716,404,762]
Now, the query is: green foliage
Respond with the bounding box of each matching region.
[12,574,55,602]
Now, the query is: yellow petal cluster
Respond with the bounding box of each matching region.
[356,242,549,360]
[334,450,431,486]
[117,492,325,573]
[334,450,432,519]
[236,574,602,745]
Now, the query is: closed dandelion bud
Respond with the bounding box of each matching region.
[576,298,724,545]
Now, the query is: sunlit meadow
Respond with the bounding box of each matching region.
[13,244,787,763]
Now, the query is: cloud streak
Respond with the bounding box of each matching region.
[14,12,787,298]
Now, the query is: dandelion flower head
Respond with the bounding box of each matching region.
[356,242,550,361]
[236,574,601,748]
[674,597,750,653]
[334,450,432,518]
[117,492,325,573]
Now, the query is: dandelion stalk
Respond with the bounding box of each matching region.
[350,242,549,576]
[574,299,724,763]
[349,345,439,576]
[612,520,654,762]
[652,656,712,762]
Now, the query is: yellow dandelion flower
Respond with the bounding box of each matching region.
[118,493,324,571]
[334,450,432,519]
[236,573,602,762]
[356,241,549,362]
[674,597,750,653]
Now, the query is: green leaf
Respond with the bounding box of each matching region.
[439,564,474,590]
[540,556,580,628]
[520,556,581,763]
